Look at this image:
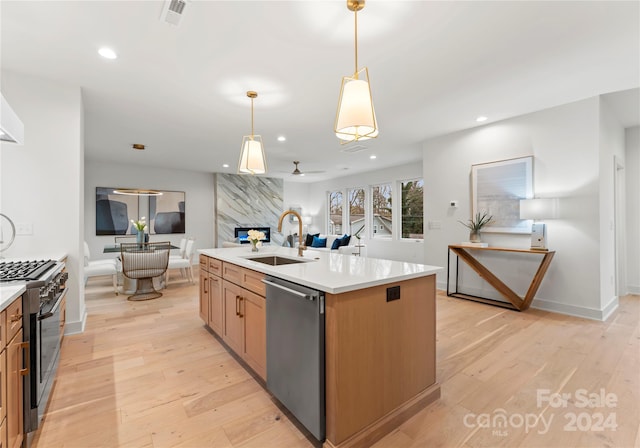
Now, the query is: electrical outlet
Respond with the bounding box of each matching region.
[15,222,33,235]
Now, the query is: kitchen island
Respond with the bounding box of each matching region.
[198,246,441,448]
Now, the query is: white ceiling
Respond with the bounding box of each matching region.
[2,1,638,182]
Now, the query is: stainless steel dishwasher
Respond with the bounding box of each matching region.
[263,276,325,441]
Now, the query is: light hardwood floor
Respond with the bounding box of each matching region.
[32,270,639,448]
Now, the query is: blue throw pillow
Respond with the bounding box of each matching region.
[311,236,327,248]
[340,234,351,246]
[305,233,319,247]
[331,238,341,250]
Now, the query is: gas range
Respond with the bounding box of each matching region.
[0,257,67,436]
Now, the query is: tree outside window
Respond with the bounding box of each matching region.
[328,191,343,234]
[401,179,424,239]
[372,184,392,238]
[348,188,365,238]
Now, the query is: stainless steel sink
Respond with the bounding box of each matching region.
[246,255,310,266]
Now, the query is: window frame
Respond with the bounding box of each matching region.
[399,177,424,241]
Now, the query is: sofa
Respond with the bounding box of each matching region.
[303,234,360,255]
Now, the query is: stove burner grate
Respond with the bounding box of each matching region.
[0,259,56,282]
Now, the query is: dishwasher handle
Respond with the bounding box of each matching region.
[262,279,314,300]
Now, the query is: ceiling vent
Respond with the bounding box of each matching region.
[340,144,368,154]
[160,0,187,26]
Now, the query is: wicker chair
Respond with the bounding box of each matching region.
[120,242,170,301]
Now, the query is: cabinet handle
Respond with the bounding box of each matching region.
[235,295,240,316]
[238,296,244,318]
[203,277,208,294]
[20,341,30,376]
[11,313,23,322]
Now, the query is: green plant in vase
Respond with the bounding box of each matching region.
[458,211,493,243]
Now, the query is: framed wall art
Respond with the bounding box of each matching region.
[471,156,533,234]
[95,187,139,235]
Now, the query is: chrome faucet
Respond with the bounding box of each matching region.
[277,210,306,257]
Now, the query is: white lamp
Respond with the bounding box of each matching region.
[519,198,559,250]
[334,0,379,143]
[238,91,267,175]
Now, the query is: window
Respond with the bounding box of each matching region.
[348,188,365,239]
[371,183,392,239]
[401,179,424,239]
[328,191,343,234]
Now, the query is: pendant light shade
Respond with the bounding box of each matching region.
[238,91,267,175]
[335,0,379,143]
[238,135,266,174]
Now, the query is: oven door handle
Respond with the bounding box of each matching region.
[38,311,54,320]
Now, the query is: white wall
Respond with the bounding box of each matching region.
[626,126,640,294]
[423,97,610,319]
[84,161,214,261]
[0,71,85,333]
[598,98,626,313]
[305,162,425,263]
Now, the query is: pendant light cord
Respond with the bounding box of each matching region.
[250,96,254,138]
[354,9,359,76]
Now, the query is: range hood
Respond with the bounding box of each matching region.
[0,93,24,145]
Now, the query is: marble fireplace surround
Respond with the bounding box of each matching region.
[216,173,284,247]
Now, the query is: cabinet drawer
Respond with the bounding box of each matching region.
[208,258,222,277]
[222,262,243,285]
[241,268,266,297]
[199,255,210,273]
[5,298,22,344]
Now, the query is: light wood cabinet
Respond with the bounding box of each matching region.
[222,280,244,355]
[240,288,266,379]
[208,274,223,335]
[199,269,210,323]
[2,296,26,448]
[199,255,266,380]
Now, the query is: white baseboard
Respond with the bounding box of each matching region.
[439,280,620,322]
[64,309,87,335]
[627,285,640,295]
[531,296,619,322]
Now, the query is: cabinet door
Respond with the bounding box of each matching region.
[199,274,209,324]
[1,349,6,426]
[208,274,223,335]
[242,289,266,380]
[7,329,24,448]
[59,296,67,340]
[222,281,244,355]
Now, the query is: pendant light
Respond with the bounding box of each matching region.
[335,0,379,143]
[238,91,267,175]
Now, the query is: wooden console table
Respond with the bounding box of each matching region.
[447,245,555,311]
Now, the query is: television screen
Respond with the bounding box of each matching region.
[234,227,271,244]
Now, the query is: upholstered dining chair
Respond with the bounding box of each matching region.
[84,241,119,295]
[165,238,195,285]
[120,242,171,301]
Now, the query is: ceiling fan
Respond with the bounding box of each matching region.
[290,161,325,176]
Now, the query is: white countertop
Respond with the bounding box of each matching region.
[0,285,26,312]
[198,246,441,294]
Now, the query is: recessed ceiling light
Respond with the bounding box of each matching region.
[476,116,488,122]
[370,155,377,159]
[277,136,286,142]
[222,164,230,168]
[98,47,117,59]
